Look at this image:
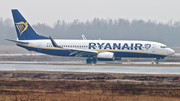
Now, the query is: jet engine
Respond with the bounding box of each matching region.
[97,52,115,61]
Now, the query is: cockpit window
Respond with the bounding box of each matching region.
[160,46,167,48]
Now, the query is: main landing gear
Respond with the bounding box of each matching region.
[86,57,97,64]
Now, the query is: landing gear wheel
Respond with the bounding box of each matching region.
[92,58,97,64]
[155,60,159,64]
[154,58,160,64]
[86,58,92,64]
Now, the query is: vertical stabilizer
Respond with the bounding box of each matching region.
[11,9,48,40]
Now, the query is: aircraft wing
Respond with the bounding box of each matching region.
[49,36,98,57]
[68,48,98,57]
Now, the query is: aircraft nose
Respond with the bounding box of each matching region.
[168,48,175,55]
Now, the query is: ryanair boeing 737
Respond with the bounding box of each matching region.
[7,9,175,64]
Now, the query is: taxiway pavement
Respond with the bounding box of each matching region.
[0,61,180,74]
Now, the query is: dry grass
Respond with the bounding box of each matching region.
[1,92,180,101]
[3,70,180,78]
[0,79,180,101]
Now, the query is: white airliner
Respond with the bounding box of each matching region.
[7,9,175,64]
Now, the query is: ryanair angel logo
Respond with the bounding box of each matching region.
[144,44,151,50]
[15,21,28,36]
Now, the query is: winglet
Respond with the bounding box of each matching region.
[82,35,87,40]
[49,36,62,48]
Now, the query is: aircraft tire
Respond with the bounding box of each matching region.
[155,60,159,64]
[92,58,97,64]
[86,58,92,64]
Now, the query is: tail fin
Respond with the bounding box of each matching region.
[11,9,48,40]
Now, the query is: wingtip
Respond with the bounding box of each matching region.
[49,36,53,41]
[49,36,59,47]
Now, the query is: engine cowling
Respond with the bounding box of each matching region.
[97,52,115,61]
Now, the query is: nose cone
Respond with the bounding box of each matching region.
[168,48,175,55]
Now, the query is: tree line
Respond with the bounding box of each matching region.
[1,17,180,46]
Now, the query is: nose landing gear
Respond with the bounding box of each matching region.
[153,57,164,64]
[155,59,159,64]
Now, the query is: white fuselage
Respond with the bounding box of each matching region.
[17,39,175,59]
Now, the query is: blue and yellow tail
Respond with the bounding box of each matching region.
[11,9,48,40]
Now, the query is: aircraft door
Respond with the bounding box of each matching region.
[38,42,42,51]
[151,44,156,52]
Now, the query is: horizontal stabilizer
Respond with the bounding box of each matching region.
[6,39,29,44]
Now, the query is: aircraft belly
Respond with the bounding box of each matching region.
[39,49,70,56]
[113,51,165,58]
